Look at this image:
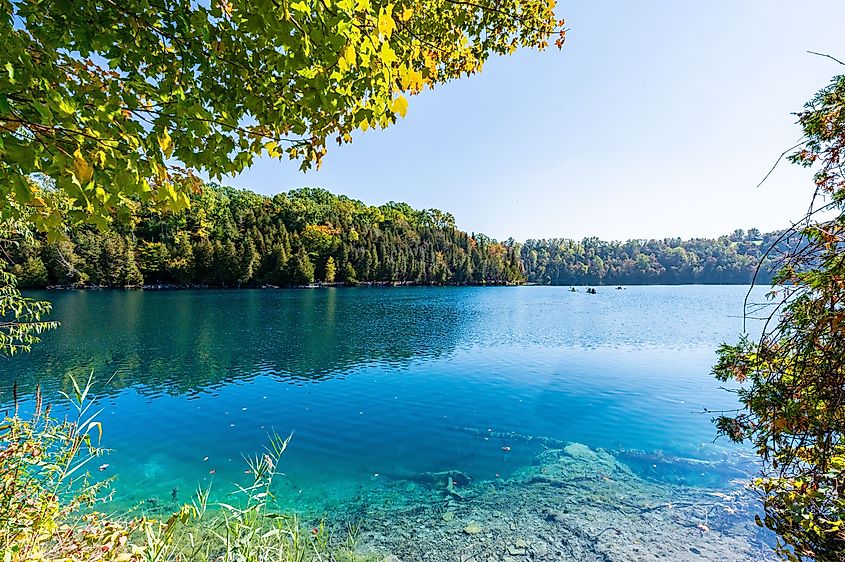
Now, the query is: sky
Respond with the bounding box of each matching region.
[224,1,845,242]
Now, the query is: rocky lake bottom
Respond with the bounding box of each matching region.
[337,443,775,562]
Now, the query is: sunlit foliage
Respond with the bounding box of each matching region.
[1,0,563,237]
[4,184,526,287]
[714,74,845,561]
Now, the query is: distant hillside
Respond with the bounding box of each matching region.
[7,185,782,288]
[7,185,524,288]
[520,230,780,285]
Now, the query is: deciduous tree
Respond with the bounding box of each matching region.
[714,73,845,561]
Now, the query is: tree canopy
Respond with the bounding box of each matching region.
[1,0,563,237]
[521,229,780,286]
[6,184,526,288]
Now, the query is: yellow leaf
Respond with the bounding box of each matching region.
[378,5,395,37]
[400,6,413,21]
[399,65,424,92]
[72,149,94,184]
[343,44,356,67]
[391,95,408,118]
[264,141,281,158]
[158,128,173,158]
[153,162,168,181]
[379,42,398,65]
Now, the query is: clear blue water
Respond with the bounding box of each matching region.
[2,286,761,513]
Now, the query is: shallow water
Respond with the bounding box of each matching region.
[3,286,765,517]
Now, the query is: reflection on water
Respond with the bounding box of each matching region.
[5,288,469,397]
[2,286,763,517]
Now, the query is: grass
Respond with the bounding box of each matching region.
[0,376,379,562]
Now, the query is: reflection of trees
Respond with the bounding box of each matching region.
[3,288,465,400]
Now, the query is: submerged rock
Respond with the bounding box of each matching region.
[507,539,529,556]
[564,443,596,461]
[398,469,473,488]
[463,522,483,535]
[323,443,776,561]
[507,544,527,556]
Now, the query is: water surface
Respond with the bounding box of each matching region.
[2,286,762,511]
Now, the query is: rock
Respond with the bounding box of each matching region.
[463,522,483,534]
[514,539,528,549]
[533,542,550,557]
[403,469,473,488]
[564,443,597,461]
[506,544,526,556]
[441,511,455,522]
[383,556,403,562]
[446,477,465,500]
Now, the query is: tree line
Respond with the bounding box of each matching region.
[521,229,781,285]
[6,184,784,289]
[6,185,525,288]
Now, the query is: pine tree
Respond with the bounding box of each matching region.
[123,245,144,287]
[289,250,315,285]
[324,256,337,283]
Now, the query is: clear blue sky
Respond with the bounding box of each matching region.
[225,1,845,242]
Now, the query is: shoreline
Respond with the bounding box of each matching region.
[33,281,762,291]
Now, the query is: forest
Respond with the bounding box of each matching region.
[6,184,525,288]
[6,183,777,289]
[520,230,779,285]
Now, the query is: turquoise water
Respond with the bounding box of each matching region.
[2,286,761,513]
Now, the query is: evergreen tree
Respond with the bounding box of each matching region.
[324,256,337,283]
[289,250,315,286]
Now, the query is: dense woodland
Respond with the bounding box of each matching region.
[6,185,525,288]
[6,184,780,289]
[521,230,779,285]
[6,185,780,289]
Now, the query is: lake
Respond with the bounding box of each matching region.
[2,286,776,560]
